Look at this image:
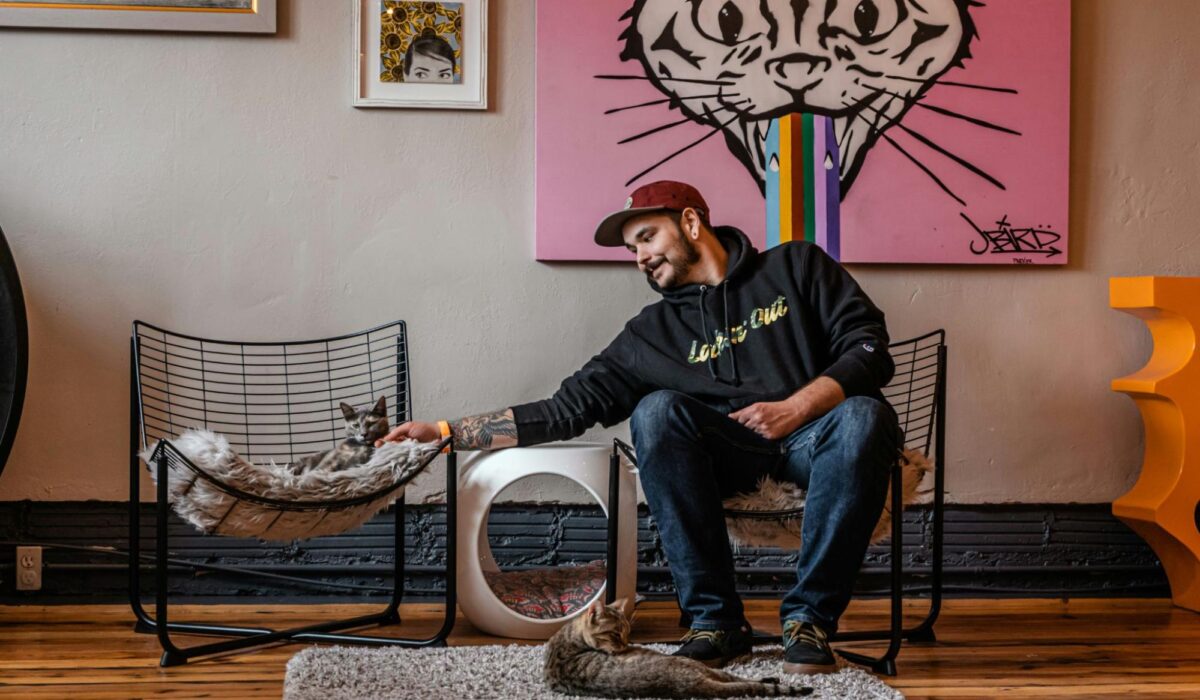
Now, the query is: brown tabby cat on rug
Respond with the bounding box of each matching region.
[544,599,812,698]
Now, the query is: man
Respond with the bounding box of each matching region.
[379,181,901,674]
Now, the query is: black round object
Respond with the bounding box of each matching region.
[0,225,28,480]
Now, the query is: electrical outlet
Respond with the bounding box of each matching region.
[16,546,41,591]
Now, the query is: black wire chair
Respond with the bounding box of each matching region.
[609,330,947,676]
[128,320,457,667]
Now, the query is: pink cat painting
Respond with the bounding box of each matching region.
[536,0,1070,265]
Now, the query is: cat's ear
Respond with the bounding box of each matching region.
[608,598,632,619]
[373,396,387,416]
[586,598,603,621]
[339,402,356,421]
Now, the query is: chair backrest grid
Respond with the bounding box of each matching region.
[324,340,336,449]
[366,328,377,414]
[198,340,209,429]
[395,331,411,424]
[880,331,944,456]
[134,321,408,466]
[283,343,294,460]
[238,344,248,449]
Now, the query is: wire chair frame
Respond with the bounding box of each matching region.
[884,330,944,456]
[128,320,458,667]
[613,330,948,676]
[134,320,413,464]
[833,329,946,675]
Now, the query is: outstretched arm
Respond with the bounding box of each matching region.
[376,408,518,452]
[380,324,645,451]
[448,410,518,451]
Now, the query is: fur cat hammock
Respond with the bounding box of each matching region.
[722,447,932,549]
[140,430,446,541]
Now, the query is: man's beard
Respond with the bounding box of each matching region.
[646,229,702,288]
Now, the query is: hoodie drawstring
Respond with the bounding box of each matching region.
[698,286,717,380]
[698,283,740,385]
[722,282,740,385]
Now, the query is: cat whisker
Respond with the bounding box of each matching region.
[862,83,1022,136]
[619,117,695,145]
[868,94,898,133]
[857,102,1006,190]
[911,101,1023,136]
[604,93,741,115]
[617,101,748,145]
[883,74,1019,94]
[594,74,736,86]
[844,104,967,207]
[625,114,741,187]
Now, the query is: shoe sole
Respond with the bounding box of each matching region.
[782,660,838,675]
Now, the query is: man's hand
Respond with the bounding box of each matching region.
[376,420,440,447]
[730,376,847,441]
[729,401,804,441]
[375,409,520,451]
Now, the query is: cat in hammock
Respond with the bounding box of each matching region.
[287,396,390,474]
[544,598,812,698]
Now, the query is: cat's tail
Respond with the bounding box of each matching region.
[755,677,813,696]
[710,678,813,697]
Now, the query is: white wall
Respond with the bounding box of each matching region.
[0,0,1194,504]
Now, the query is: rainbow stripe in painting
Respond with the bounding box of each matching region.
[765,113,841,260]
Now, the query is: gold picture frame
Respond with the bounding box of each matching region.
[0,0,276,33]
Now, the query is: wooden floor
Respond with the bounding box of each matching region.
[0,598,1197,698]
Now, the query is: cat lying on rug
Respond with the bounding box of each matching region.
[288,396,390,474]
[544,599,812,698]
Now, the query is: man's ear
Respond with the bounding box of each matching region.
[682,207,701,239]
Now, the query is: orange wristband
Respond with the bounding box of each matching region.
[437,420,452,453]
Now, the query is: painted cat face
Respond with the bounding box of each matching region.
[621,0,975,192]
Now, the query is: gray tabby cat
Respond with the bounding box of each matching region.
[288,396,389,474]
[544,599,812,698]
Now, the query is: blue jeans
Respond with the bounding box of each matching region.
[630,390,902,635]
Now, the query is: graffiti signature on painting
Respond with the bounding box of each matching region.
[961,213,1062,258]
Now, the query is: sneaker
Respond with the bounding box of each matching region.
[782,619,837,675]
[672,624,753,667]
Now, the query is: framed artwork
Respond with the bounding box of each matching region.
[0,0,276,33]
[354,0,488,109]
[535,0,1070,265]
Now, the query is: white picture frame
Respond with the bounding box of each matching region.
[354,0,487,110]
[0,0,276,33]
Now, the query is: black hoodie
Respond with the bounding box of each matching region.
[511,226,894,445]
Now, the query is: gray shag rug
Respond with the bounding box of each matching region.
[283,644,903,700]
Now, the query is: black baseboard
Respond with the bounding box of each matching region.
[0,501,1167,603]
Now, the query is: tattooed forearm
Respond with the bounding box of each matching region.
[449,409,518,451]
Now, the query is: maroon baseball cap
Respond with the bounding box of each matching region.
[594,180,710,247]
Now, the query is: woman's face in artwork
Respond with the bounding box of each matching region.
[405,52,455,83]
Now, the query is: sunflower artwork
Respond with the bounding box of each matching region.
[380,1,463,84]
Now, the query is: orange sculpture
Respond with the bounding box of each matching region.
[1111,276,1200,612]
